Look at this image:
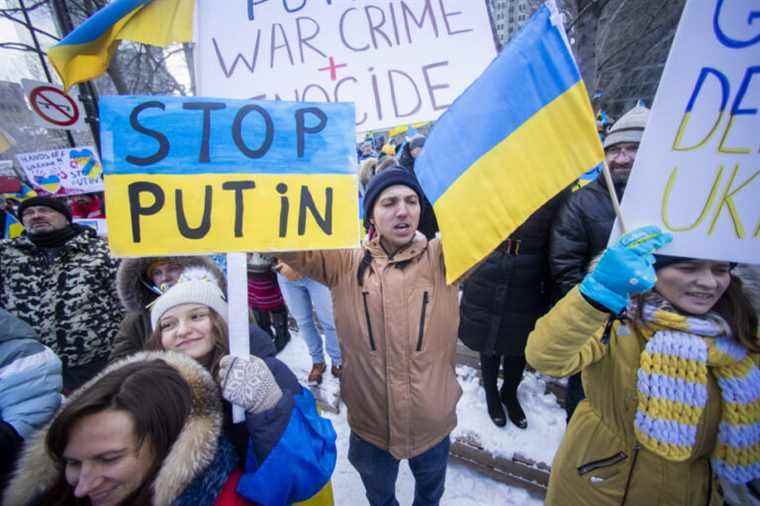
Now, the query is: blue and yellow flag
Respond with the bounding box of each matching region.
[48,0,194,90]
[414,2,604,284]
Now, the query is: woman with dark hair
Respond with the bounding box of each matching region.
[143,268,337,506]
[526,226,759,505]
[4,353,256,505]
[5,268,336,505]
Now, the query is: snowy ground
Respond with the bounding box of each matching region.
[278,332,564,505]
[453,366,566,466]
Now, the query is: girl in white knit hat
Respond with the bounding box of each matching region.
[145,267,337,506]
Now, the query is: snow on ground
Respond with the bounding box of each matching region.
[453,366,566,466]
[279,333,555,505]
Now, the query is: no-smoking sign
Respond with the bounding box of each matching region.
[22,79,86,131]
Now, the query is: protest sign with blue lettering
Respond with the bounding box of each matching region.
[100,95,360,256]
[617,0,759,264]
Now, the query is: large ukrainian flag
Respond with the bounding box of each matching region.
[415,1,604,284]
[48,0,194,90]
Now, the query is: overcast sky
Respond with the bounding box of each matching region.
[0,1,61,84]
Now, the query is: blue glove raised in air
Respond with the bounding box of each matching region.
[579,226,673,314]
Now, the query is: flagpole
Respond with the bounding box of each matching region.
[601,162,627,234]
[548,0,626,234]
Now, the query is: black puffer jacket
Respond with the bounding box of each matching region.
[549,178,623,301]
[459,192,566,356]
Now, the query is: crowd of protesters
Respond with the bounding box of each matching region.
[0,107,758,506]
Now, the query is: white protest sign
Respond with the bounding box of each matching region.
[16,146,104,196]
[21,79,87,131]
[618,0,759,264]
[195,0,497,132]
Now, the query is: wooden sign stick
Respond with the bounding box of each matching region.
[601,162,627,235]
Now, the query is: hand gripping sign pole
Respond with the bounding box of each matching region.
[100,96,359,423]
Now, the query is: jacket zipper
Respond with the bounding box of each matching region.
[577,451,627,475]
[620,443,640,506]
[362,292,376,351]
[416,291,429,352]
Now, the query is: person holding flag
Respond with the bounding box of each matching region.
[278,167,460,506]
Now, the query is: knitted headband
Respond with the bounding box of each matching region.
[654,255,737,271]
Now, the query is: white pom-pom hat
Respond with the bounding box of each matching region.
[150,267,228,329]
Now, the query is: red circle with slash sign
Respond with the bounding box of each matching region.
[29,86,80,127]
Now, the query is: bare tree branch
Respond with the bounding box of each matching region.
[0,41,40,52]
[0,11,60,40]
[0,0,48,14]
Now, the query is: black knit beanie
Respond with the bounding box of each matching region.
[362,168,424,228]
[17,196,72,223]
[654,254,736,271]
[653,254,691,270]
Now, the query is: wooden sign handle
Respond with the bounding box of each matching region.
[601,162,627,235]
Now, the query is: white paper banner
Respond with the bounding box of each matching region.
[16,146,104,196]
[195,0,497,132]
[618,0,759,264]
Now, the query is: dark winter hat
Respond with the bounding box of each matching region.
[363,168,424,228]
[17,196,72,223]
[653,254,693,270]
[654,254,736,271]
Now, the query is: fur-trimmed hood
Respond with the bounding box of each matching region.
[117,256,226,312]
[3,351,224,506]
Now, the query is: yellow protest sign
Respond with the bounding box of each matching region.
[100,97,359,256]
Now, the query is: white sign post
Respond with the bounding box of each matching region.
[194,0,497,132]
[618,0,759,264]
[21,79,87,131]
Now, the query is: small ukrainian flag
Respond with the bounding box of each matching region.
[48,0,194,90]
[414,1,604,284]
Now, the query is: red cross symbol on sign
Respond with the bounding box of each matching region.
[318,57,348,81]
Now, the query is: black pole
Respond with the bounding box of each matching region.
[49,0,101,154]
[18,0,76,148]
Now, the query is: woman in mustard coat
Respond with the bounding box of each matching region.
[526,226,759,505]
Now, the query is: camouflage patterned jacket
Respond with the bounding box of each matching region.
[0,226,122,369]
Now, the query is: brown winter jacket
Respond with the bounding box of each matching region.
[280,232,461,459]
[526,288,728,506]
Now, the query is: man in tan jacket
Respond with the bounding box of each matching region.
[279,168,461,506]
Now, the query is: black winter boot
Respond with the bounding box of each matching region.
[501,355,528,429]
[481,353,506,427]
[271,308,291,353]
